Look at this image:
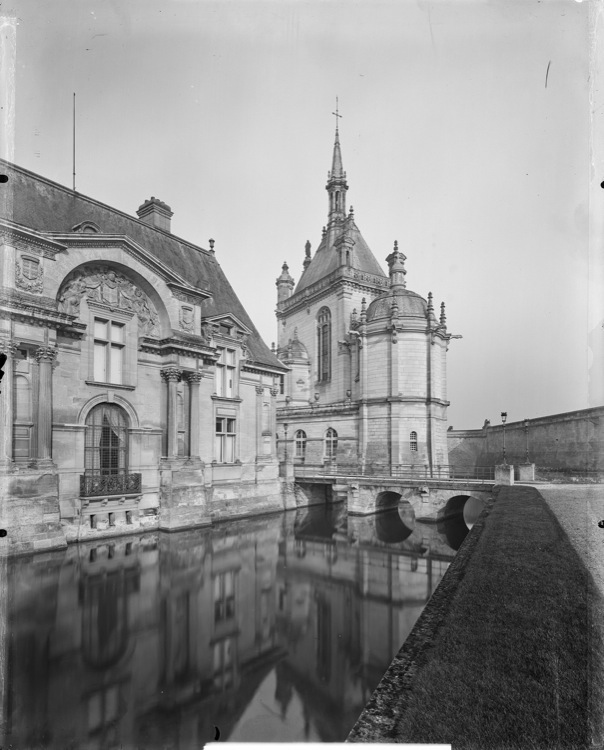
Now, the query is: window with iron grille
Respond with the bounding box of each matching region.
[410,431,418,452]
[324,427,338,460]
[317,307,331,382]
[215,417,236,463]
[295,429,307,459]
[85,404,128,475]
[93,318,125,384]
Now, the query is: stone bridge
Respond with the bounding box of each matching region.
[294,474,494,523]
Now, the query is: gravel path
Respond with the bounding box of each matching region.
[535,484,604,599]
[536,483,604,750]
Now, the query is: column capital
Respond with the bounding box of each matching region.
[161,367,182,383]
[0,340,19,358]
[270,387,280,397]
[35,346,58,363]
[185,371,203,384]
[255,385,264,395]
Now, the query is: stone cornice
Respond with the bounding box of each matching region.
[241,361,288,376]
[48,232,212,300]
[277,402,359,418]
[0,220,68,257]
[138,334,217,360]
[166,282,212,304]
[0,288,85,334]
[278,266,388,316]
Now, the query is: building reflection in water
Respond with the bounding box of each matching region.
[1,501,471,747]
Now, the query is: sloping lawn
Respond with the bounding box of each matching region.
[361,486,603,749]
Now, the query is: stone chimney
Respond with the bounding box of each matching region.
[136,197,173,232]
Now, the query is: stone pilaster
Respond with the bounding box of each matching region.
[255,385,264,461]
[270,386,279,456]
[185,371,203,458]
[35,346,57,464]
[162,368,182,458]
[0,340,18,467]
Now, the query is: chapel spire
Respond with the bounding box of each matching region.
[326,98,348,229]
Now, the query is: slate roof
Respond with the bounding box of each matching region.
[0,160,285,371]
[294,212,386,294]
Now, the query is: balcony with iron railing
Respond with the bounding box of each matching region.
[80,472,142,498]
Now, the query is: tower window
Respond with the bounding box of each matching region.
[295,430,307,459]
[317,307,331,382]
[410,431,418,452]
[324,428,338,460]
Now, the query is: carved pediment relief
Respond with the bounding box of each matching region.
[57,265,160,337]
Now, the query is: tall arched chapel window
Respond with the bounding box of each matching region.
[85,404,129,475]
[317,307,331,382]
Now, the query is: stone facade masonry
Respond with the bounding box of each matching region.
[0,163,291,555]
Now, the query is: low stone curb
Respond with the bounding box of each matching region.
[347,489,497,742]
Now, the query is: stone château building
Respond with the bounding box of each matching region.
[0,159,288,554]
[275,124,458,474]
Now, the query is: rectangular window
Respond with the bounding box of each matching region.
[215,417,236,463]
[213,637,234,689]
[216,348,236,397]
[93,318,125,384]
[213,571,236,623]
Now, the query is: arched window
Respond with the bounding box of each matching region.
[324,428,338,460]
[85,404,129,475]
[317,307,331,382]
[410,431,418,452]
[294,430,307,459]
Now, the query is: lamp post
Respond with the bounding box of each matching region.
[501,412,507,465]
[523,418,530,463]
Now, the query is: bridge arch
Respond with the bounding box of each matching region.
[438,494,487,550]
[374,492,416,543]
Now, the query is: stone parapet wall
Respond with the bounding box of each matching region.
[448,406,604,471]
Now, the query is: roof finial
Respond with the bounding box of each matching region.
[303,240,311,270]
[440,301,447,327]
[386,240,407,289]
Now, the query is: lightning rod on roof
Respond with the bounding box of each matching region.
[72,92,76,192]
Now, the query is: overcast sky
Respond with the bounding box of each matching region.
[4,0,598,428]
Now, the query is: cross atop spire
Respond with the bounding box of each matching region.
[332,97,342,132]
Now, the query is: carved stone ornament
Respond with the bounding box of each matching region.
[0,339,18,358]
[57,265,160,336]
[35,346,58,363]
[16,257,44,294]
[179,305,195,333]
[161,367,182,383]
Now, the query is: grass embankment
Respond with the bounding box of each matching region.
[389,485,602,749]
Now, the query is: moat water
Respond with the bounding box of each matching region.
[2,501,480,747]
